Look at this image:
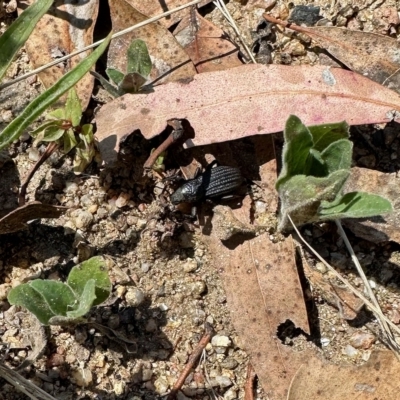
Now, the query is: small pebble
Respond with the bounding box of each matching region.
[183,259,198,273]
[114,381,125,395]
[224,388,238,400]
[154,376,169,394]
[125,287,145,307]
[344,344,358,357]
[64,181,78,193]
[349,332,375,349]
[320,337,330,347]
[71,368,93,387]
[215,376,232,388]
[27,148,40,161]
[74,211,93,229]
[141,262,150,273]
[212,335,232,348]
[116,192,130,208]
[142,369,153,381]
[220,357,238,370]
[190,281,207,298]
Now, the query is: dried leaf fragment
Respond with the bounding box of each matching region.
[0,201,67,235]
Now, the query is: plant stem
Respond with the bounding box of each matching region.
[335,220,400,354]
[19,142,58,206]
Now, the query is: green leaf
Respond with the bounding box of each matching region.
[277,169,350,231]
[63,128,78,154]
[119,72,147,93]
[73,124,95,173]
[66,279,96,319]
[305,148,327,177]
[276,115,314,188]
[320,139,353,173]
[65,87,82,127]
[106,68,125,86]
[319,192,393,220]
[29,280,77,316]
[47,108,66,120]
[30,120,63,138]
[127,39,152,77]
[308,121,349,152]
[8,284,55,325]
[41,126,65,142]
[0,32,112,150]
[0,0,53,81]
[67,256,111,306]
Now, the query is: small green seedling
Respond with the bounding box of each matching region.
[96,39,152,97]
[30,87,95,173]
[276,115,393,232]
[8,256,112,326]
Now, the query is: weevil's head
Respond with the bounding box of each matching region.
[170,181,203,205]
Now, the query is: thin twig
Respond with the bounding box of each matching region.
[19,142,59,206]
[244,362,256,400]
[167,323,214,400]
[335,220,400,353]
[0,0,203,91]
[213,0,257,63]
[287,215,400,338]
[143,119,185,170]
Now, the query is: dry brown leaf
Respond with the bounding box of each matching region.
[342,167,400,243]
[264,15,400,94]
[206,229,309,399]
[288,350,400,400]
[96,63,400,166]
[125,0,212,28]
[108,0,196,86]
[0,201,67,235]
[18,0,98,109]
[208,215,400,399]
[174,10,242,73]
[303,256,364,320]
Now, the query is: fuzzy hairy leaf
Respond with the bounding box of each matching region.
[8,284,56,325]
[321,139,353,174]
[29,280,76,316]
[67,256,111,306]
[278,170,350,231]
[308,121,349,152]
[276,115,314,187]
[66,279,97,319]
[319,192,393,220]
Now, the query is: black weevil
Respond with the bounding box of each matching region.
[170,162,244,205]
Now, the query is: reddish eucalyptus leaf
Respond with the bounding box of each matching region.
[263,15,400,94]
[96,64,400,166]
[18,0,99,109]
